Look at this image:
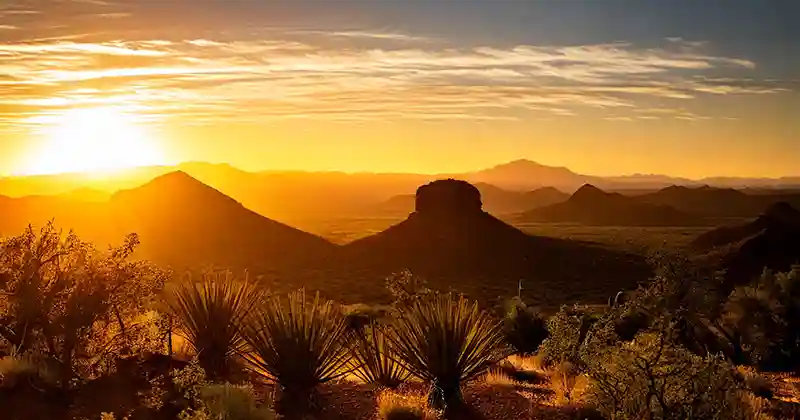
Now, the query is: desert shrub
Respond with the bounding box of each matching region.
[721,268,800,372]
[736,366,774,399]
[582,330,759,420]
[386,293,509,407]
[163,273,263,380]
[169,362,276,420]
[502,296,548,355]
[376,391,437,420]
[348,322,410,388]
[385,270,433,305]
[0,350,57,389]
[241,290,352,413]
[343,303,389,332]
[192,383,276,420]
[538,304,598,368]
[549,360,587,405]
[0,223,168,388]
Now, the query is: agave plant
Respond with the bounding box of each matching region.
[386,293,509,407]
[348,322,410,388]
[163,273,263,380]
[241,290,352,412]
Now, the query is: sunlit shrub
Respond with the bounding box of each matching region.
[583,331,757,420]
[348,322,410,388]
[163,273,263,380]
[0,223,168,388]
[241,290,351,414]
[501,296,548,355]
[386,293,508,407]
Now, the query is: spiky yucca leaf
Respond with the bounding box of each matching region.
[348,323,410,388]
[387,293,509,405]
[164,274,263,379]
[241,289,352,409]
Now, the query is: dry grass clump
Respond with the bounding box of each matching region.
[737,366,775,399]
[547,361,589,406]
[506,354,546,374]
[376,391,440,420]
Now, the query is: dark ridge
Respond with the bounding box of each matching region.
[519,184,704,226]
[694,203,800,285]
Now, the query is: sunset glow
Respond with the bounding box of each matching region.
[25,107,165,175]
[0,0,797,178]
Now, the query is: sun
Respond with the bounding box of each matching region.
[26,107,165,175]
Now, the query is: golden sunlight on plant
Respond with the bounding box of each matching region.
[377,391,439,420]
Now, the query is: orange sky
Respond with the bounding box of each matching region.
[0,0,798,179]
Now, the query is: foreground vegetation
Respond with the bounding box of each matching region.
[1,224,798,419]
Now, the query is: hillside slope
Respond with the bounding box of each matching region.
[109,171,337,272]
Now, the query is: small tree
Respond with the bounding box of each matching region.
[721,267,800,372]
[0,223,168,388]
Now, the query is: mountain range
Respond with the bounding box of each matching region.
[1,159,798,228]
[517,184,706,226]
[2,170,799,306]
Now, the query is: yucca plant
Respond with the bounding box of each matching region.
[348,322,411,388]
[386,293,509,407]
[241,289,352,413]
[163,273,263,380]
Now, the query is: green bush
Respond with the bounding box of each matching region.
[583,330,759,420]
[163,273,263,380]
[348,322,410,388]
[0,223,168,388]
[501,297,548,355]
[342,303,390,332]
[168,362,276,420]
[538,304,598,368]
[722,268,800,372]
[386,293,508,407]
[241,290,352,414]
[0,351,56,389]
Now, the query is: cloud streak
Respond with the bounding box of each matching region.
[0,25,793,132]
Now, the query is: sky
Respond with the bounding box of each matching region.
[0,0,798,178]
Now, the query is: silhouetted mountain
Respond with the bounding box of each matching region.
[693,203,800,284]
[110,171,336,272]
[341,179,650,305]
[467,159,594,191]
[636,185,764,217]
[519,184,704,226]
[2,160,798,225]
[377,183,568,215]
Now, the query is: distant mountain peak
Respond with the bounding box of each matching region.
[112,170,241,207]
[570,184,610,201]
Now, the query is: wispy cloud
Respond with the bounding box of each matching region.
[0,23,793,133]
[288,29,433,43]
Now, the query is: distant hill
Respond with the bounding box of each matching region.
[340,179,650,305]
[466,159,592,191]
[518,184,705,226]
[2,160,799,225]
[636,185,764,217]
[377,183,568,215]
[693,203,800,284]
[110,171,336,272]
[636,185,800,218]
